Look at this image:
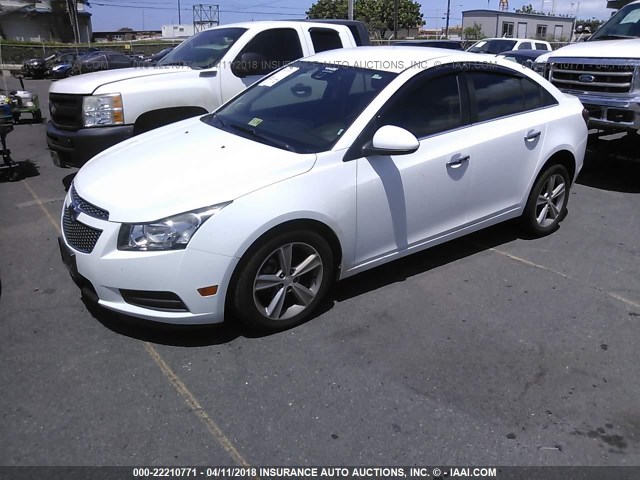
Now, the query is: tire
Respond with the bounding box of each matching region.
[231,229,335,331]
[521,164,570,236]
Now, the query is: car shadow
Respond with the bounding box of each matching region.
[332,220,524,303]
[83,298,253,347]
[83,220,530,346]
[578,135,640,194]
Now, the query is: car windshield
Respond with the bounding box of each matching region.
[158,27,246,69]
[590,3,640,40]
[468,39,518,53]
[202,61,398,154]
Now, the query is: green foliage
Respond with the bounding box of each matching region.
[463,22,484,40]
[515,3,544,14]
[576,18,605,33]
[306,0,424,38]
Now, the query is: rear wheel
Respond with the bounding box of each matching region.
[231,230,334,331]
[521,164,570,236]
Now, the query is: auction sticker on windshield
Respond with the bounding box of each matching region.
[259,66,299,87]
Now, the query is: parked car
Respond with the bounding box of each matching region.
[143,46,175,65]
[58,47,588,331]
[72,51,136,75]
[498,49,549,68]
[393,40,464,50]
[47,52,83,79]
[47,20,370,168]
[22,55,53,79]
[468,38,552,54]
[534,0,640,135]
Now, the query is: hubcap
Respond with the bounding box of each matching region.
[535,174,566,228]
[253,242,323,321]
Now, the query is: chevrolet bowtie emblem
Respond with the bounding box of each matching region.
[68,199,82,222]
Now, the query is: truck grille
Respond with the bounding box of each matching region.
[71,186,109,220]
[49,93,84,130]
[63,207,102,253]
[550,62,635,94]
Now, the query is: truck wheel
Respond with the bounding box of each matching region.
[521,164,570,237]
[231,230,334,332]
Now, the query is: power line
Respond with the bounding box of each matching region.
[90,1,304,15]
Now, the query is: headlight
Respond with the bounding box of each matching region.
[117,203,231,251]
[82,93,124,127]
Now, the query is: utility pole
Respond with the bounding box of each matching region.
[445,0,451,38]
[178,0,182,24]
[348,0,354,20]
[393,0,398,39]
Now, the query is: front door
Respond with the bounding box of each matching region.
[354,71,474,265]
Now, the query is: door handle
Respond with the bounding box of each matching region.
[525,130,541,141]
[447,155,470,168]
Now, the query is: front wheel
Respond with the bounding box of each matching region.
[521,164,570,236]
[231,230,334,331]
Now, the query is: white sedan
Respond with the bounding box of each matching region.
[59,47,588,331]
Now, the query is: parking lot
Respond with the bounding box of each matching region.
[1,76,639,467]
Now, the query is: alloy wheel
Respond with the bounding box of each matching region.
[535,173,566,228]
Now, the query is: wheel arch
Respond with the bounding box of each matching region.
[539,149,576,184]
[133,106,208,135]
[224,218,344,312]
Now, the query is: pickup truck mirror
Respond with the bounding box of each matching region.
[362,125,419,156]
[232,52,269,78]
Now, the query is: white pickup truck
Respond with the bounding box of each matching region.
[535,1,640,136]
[47,20,370,167]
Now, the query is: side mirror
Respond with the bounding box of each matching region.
[362,125,419,156]
[231,52,268,78]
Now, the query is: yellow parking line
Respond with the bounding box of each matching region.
[23,180,61,235]
[22,179,253,468]
[143,342,252,468]
[488,246,640,310]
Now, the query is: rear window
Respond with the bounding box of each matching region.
[468,39,518,54]
[309,28,343,53]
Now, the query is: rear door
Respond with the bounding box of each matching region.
[463,68,559,223]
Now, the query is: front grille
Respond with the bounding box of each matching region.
[63,207,102,253]
[120,290,189,312]
[49,93,84,130]
[71,186,109,220]
[550,62,635,94]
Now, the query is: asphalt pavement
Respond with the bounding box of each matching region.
[0,77,639,467]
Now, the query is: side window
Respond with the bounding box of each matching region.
[518,42,532,49]
[471,72,557,122]
[535,42,549,50]
[309,28,343,53]
[238,28,303,74]
[378,73,463,139]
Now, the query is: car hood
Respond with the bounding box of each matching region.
[73,117,316,223]
[546,39,640,59]
[49,65,198,95]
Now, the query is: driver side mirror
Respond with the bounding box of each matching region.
[361,125,419,156]
[231,52,268,78]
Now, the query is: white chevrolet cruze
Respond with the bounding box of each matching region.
[59,47,588,331]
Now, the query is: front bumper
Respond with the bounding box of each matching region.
[564,91,640,132]
[58,195,238,324]
[47,121,134,168]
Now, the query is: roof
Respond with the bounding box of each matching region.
[463,9,574,21]
[300,46,481,73]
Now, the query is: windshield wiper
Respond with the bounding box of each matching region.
[591,34,637,40]
[227,122,295,152]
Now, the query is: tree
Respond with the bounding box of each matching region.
[516,3,544,14]
[463,22,484,40]
[575,18,605,33]
[306,0,424,39]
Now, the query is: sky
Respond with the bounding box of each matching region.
[87,0,614,32]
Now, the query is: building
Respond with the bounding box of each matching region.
[93,30,162,43]
[162,24,195,39]
[462,10,575,41]
[0,0,92,42]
